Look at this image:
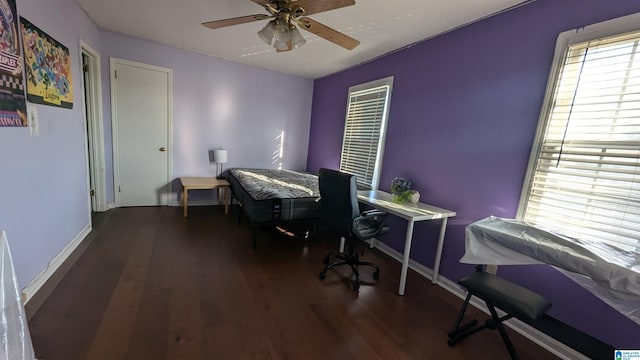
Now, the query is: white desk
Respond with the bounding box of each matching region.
[357,190,456,295]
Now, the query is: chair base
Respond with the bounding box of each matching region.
[319,251,379,291]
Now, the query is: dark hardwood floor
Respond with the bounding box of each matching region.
[28,206,559,360]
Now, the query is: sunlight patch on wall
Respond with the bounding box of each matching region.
[273,130,285,169]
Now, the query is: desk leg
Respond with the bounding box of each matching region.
[183,187,188,217]
[398,218,415,296]
[432,217,449,284]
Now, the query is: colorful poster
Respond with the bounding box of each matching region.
[20,17,73,109]
[0,0,26,127]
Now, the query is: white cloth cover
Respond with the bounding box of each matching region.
[461,216,640,325]
[0,230,36,360]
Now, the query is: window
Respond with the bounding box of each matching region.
[340,77,393,189]
[518,15,640,254]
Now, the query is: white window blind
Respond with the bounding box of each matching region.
[340,77,393,189]
[521,30,640,253]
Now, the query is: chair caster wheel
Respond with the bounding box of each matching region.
[373,270,379,279]
[319,272,326,280]
[352,282,360,291]
[323,256,330,265]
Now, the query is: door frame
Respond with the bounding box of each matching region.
[110,57,173,207]
[79,39,107,212]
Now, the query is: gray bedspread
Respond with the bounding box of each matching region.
[229,168,320,201]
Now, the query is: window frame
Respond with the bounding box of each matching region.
[339,76,394,190]
[517,12,640,250]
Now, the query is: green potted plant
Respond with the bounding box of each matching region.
[391,177,412,204]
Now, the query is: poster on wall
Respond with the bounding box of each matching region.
[20,16,73,109]
[0,0,27,127]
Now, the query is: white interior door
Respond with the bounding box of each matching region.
[80,40,107,213]
[82,53,96,212]
[112,58,172,207]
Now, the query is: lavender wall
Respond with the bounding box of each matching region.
[0,0,100,287]
[99,32,314,205]
[0,0,313,294]
[307,0,640,348]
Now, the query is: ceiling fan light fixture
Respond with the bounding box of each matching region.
[290,26,306,49]
[258,20,276,45]
[274,21,292,43]
[203,0,359,53]
[274,39,292,51]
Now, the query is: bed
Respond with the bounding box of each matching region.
[221,168,321,247]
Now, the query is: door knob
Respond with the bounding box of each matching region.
[159,147,166,152]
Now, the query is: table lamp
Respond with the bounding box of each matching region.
[213,149,228,176]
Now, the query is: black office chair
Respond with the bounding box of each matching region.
[317,168,390,291]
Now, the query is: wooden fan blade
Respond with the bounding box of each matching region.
[293,0,355,16]
[298,17,359,50]
[202,14,270,29]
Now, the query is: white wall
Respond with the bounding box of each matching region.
[0,0,100,288]
[100,32,314,205]
[0,0,315,290]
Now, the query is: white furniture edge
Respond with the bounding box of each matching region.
[370,239,588,360]
[22,223,92,303]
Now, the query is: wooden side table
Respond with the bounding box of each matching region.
[180,177,230,217]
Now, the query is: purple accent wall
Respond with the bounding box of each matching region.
[307,0,640,348]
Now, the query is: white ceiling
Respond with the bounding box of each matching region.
[76,0,529,79]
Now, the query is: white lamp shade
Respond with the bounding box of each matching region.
[274,22,292,43]
[213,149,228,164]
[274,39,291,51]
[290,26,306,49]
[258,21,276,45]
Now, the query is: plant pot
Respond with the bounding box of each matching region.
[409,190,420,204]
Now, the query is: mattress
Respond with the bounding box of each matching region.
[225,168,321,225]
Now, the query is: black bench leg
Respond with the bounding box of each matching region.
[448,292,481,345]
[450,292,472,334]
[487,301,519,360]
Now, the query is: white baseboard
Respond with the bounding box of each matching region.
[22,223,92,304]
[107,203,116,209]
[370,239,588,360]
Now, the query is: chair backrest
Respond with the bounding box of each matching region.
[318,168,361,237]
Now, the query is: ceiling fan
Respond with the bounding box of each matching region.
[202,0,359,52]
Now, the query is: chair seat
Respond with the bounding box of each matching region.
[459,272,551,322]
[355,221,390,239]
